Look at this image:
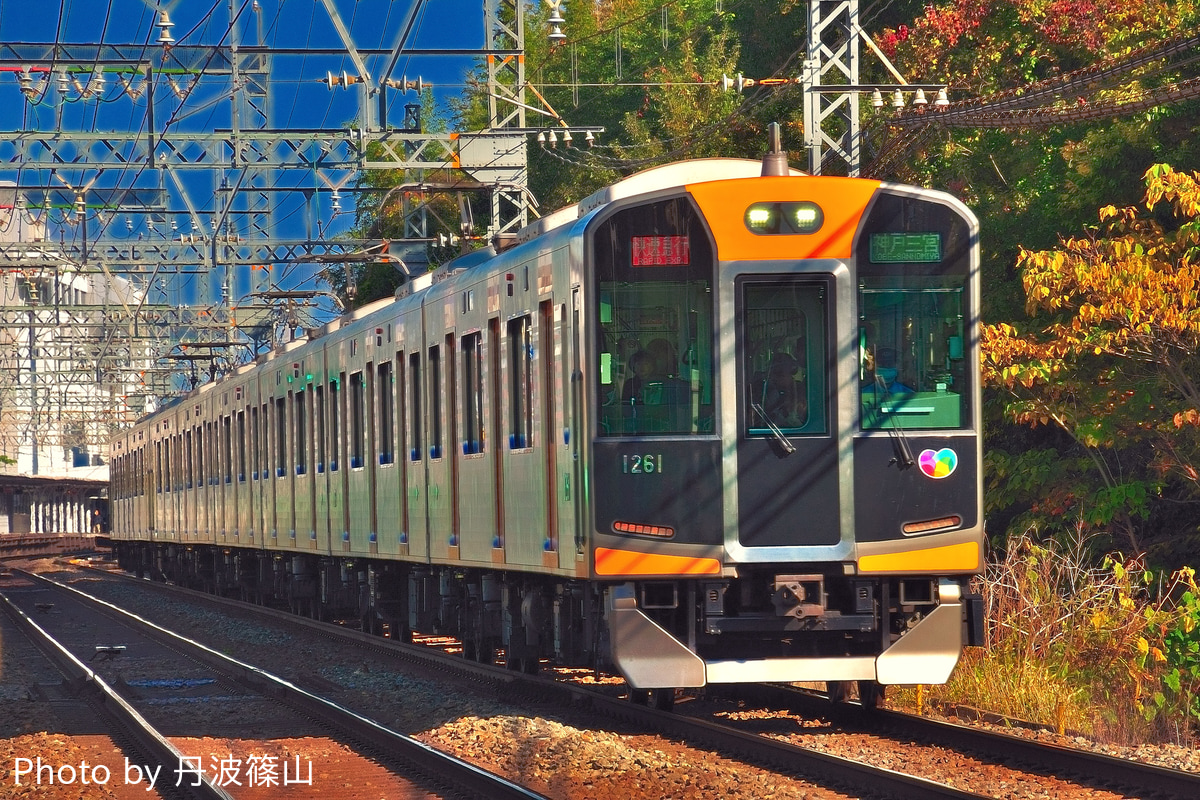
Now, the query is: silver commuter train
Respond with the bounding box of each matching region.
[111,143,985,707]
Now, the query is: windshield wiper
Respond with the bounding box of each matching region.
[751,402,796,456]
[875,377,915,469]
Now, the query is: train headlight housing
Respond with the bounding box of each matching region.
[746,207,773,228]
[744,201,824,235]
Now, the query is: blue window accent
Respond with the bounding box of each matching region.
[316,463,324,474]
[310,530,317,539]
[399,531,408,544]
[296,464,305,476]
[330,459,338,472]
[342,531,350,542]
[449,533,458,546]
[410,448,420,462]
[429,445,442,460]
[564,427,570,445]
[276,467,285,478]
[289,529,296,539]
[369,531,377,543]
[252,470,258,481]
[492,536,503,549]
[271,529,277,538]
[509,433,528,449]
[351,456,363,469]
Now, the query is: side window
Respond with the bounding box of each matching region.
[462,332,484,454]
[377,361,395,464]
[408,353,423,461]
[429,345,443,459]
[508,315,533,448]
[350,371,365,468]
[275,397,287,477]
[222,416,233,484]
[249,408,259,480]
[197,426,206,487]
[329,378,341,471]
[260,403,270,478]
[295,391,307,475]
[184,430,193,489]
[236,411,247,482]
[163,439,171,493]
[315,385,326,473]
[395,355,407,464]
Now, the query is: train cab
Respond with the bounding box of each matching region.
[581,157,984,695]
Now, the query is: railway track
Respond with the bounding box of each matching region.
[0,582,231,800]
[2,566,546,800]
[16,561,966,799]
[46,559,1197,799]
[755,684,1200,800]
[18,563,1200,800]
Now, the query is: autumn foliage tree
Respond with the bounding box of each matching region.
[983,165,1200,556]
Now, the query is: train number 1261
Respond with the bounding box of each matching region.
[622,454,663,474]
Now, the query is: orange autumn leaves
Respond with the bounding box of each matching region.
[984,164,1200,486]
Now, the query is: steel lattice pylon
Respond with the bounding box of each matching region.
[804,0,861,176]
[0,1,533,474]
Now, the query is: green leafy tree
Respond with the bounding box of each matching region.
[983,164,1200,555]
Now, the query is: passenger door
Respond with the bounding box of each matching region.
[735,277,841,549]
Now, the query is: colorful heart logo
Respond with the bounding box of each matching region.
[918,448,958,479]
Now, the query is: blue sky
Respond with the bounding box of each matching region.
[0,1,493,311]
[0,1,485,131]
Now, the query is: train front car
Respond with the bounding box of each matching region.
[587,168,984,701]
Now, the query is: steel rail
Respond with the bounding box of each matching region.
[758,684,1200,800]
[78,565,987,800]
[0,588,233,800]
[20,569,548,800]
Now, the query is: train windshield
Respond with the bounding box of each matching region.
[743,281,829,437]
[857,192,975,430]
[591,196,716,436]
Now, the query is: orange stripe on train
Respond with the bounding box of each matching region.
[858,541,980,574]
[594,547,721,577]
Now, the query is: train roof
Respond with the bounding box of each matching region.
[140,157,812,418]
[514,158,806,245]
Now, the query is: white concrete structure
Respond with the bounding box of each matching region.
[0,182,151,481]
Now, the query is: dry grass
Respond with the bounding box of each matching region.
[890,527,1196,745]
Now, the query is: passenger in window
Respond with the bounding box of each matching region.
[622,350,659,404]
[645,338,677,378]
[762,352,806,427]
[865,347,914,395]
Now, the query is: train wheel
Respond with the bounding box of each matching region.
[651,688,675,712]
[857,680,884,710]
[827,680,849,704]
[628,688,650,705]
